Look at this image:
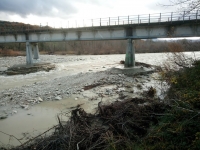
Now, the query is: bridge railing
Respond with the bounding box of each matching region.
[0,10,200,33]
[94,11,200,26]
[71,10,200,28]
[38,10,200,29]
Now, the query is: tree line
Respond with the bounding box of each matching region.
[0,39,200,55]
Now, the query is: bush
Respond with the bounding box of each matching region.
[167,60,200,108]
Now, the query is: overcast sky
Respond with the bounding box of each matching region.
[0,0,177,27]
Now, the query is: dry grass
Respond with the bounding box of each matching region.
[0,49,25,57]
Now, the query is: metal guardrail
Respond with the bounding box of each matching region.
[0,10,200,33]
[79,10,200,28]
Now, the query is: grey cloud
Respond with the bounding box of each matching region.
[0,0,77,18]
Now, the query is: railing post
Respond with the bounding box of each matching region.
[128,16,129,24]
[171,12,173,23]
[109,17,110,26]
[196,10,198,21]
[118,16,119,25]
[92,19,93,27]
[183,11,185,22]
[160,13,161,22]
[138,15,139,24]
[149,14,150,24]
[100,18,101,27]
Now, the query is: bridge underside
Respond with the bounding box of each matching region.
[0,20,200,66]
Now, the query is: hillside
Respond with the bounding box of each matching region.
[0,20,50,33]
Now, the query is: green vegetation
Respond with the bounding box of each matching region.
[139,60,200,150]
[105,60,200,150]
[102,59,200,150]
[167,60,200,108]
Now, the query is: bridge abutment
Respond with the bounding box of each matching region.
[125,39,135,67]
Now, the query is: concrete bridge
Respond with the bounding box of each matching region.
[0,11,200,67]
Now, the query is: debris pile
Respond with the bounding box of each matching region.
[13,98,167,150]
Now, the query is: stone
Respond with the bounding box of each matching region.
[13,110,18,114]
[27,100,35,103]
[55,96,62,100]
[135,78,139,82]
[37,97,43,102]
[0,103,5,106]
[75,98,78,100]
[21,105,29,109]
[118,74,122,77]
[0,115,8,120]
[81,89,84,92]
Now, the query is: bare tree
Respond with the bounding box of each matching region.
[162,0,200,12]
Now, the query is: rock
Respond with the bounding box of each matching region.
[4,93,11,96]
[81,89,84,92]
[0,115,8,120]
[138,102,150,107]
[136,84,142,89]
[13,110,17,114]
[56,92,61,95]
[75,98,78,100]
[0,103,5,106]
[55,96,62,100]
[37,97,43,102]
[27,100,35,103]
[21,105,29,109]
[135,78,139,82]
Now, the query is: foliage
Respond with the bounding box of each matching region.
[141,106,200,150]
[166,60,200,108]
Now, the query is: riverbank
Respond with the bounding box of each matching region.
[0,52,199,148]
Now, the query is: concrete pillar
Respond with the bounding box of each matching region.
[33,43,39,59]
[125,39,135,67]
[26,42,33,65]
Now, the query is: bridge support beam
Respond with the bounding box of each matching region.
[33,43,39,59]
[125,39,135,67]
[26,42,33,65]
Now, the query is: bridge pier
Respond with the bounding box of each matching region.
[26,42,33,65]
[26,42,40,65]
[125,39,135,67]
[33,43,39,60]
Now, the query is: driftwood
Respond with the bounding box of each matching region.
[11,98,168,150]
